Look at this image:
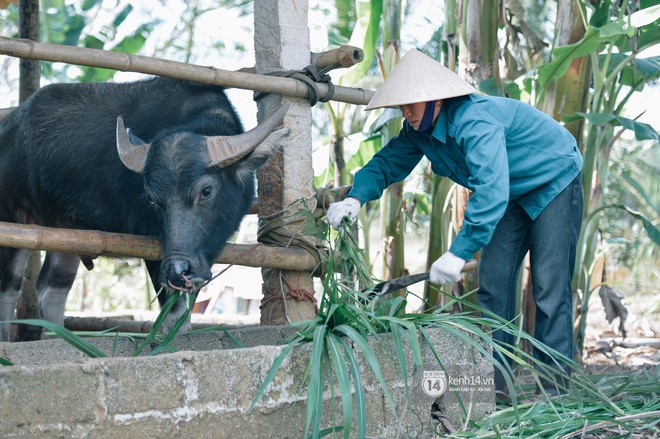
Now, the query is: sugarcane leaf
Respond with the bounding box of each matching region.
[337,336,367,439]
[326,333,353,439]
[305,325,328,438]
[8,319,107,358]
[333,324,396,412]
[248,339,302,413]
[563,112,660,141]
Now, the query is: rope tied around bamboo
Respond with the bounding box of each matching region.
[254,63,336,106]
[256,194,331,306]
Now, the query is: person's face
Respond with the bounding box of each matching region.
[400,101,441,131]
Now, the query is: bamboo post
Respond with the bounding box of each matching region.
[0,37,374,106]
[0,221,319,273]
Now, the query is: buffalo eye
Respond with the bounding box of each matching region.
[200,186,213,200]
[145,193,161,210]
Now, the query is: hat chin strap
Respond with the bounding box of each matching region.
[417,101,437,132]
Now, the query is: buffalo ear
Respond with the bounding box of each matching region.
[116,115,151,174]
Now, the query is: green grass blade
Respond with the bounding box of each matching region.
[0,357,14,366]
[337,335,367,439]
[134,291,180,355]
[333,324,396,413]
[8,319,108,358]
[305,324,328,438]
[380,316,423,368]
[326,333,353,439]
[148,307,191,356]
[248,338,302,413]
[387,323,408,393]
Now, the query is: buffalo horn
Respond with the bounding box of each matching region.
[116,115,151,173]
[206,103,290,168]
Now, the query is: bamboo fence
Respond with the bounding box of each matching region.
[0,221,319,272]
[0,37,375,106]
[0,33,361,272]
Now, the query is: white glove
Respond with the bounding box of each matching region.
[430,252,466,284]
[326,197,361,230]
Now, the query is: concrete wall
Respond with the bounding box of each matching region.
[0,327,494,438]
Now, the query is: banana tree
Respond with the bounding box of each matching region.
[535,1,660,356]
[377,0,405,281]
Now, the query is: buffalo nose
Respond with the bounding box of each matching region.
[170,259,189,276]
[164,259,191,286]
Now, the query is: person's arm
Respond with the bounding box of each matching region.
[348,124,425,204]
[449,118,510,261]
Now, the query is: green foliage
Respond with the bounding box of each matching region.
[564,111,660,141]
[37,0,154,83]
[248,221,592,437]
[1,289,198,361]
[451,368,660,438]
[338,0,382,85]
[536,3,660,101]
[6,319,108,358]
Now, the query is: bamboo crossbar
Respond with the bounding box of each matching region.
[0,221,319,272]
[0,37,375,106]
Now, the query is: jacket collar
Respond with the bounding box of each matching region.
[430,103,448,143]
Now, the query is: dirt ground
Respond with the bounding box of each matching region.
[581,284,660,375]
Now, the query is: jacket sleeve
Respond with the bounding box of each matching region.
[348,125,424,204]
[448,118,510,261]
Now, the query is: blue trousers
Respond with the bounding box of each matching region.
[478,174,583,391]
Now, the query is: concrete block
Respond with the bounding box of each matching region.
[0,326,495,437]
[101,354,189,415]
[0,363,99,434]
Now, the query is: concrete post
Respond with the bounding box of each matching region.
[254,0,317,324]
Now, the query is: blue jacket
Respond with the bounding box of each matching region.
[348,94,583,260]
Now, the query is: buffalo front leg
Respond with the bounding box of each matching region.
[37,252,80,326]
[0,247,31,341]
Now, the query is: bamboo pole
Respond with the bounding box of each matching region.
[312,45,364,69]
[0,37,374,105]
[239,45,365,73]
[0,221,319,272]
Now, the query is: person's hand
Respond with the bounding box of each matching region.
[326,197,361,230]
[430,252,466,284]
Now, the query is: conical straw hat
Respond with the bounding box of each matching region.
[365,49,477,110]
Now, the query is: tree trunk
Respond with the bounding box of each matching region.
[425,0,457,309]
[15,0,43,342]
[379,0,405,283]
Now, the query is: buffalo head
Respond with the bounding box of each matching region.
[115,104,290,293]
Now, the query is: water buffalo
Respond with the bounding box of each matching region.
[0,76,289,341]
